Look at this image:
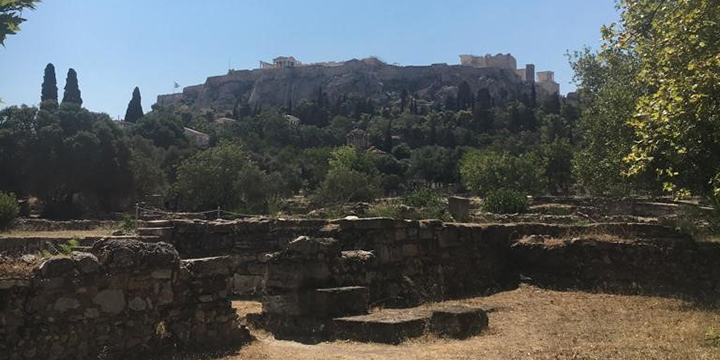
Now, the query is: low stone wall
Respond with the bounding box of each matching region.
[0,236,140,256]
[511,235,720,297]
[13,219,120,231]
[0,239,250,360]
[155,218,688,305]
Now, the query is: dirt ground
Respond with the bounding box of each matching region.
[0,229,114,238]
[213,285,720,360]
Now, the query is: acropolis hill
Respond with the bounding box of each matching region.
[156,54,560,113]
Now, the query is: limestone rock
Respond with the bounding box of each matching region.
[53,297,80,312]
[430,306,488,339]
[71,251,99,274]
[92,239,179,270]
[93,289,126,314]
[39,257,75,277]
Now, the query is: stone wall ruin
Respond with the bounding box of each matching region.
[0,239,251,360]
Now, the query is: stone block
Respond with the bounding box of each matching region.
[430,306,488,339]
[265,262,332,290]
[232,274,263,296]
[262,293,301,315]
[333,309,430,344]
[286,236,340,258]
[151,269,173,279]
[39,257,75,277]
[183,256,233,277]
[71,252,99,274]
[93,289,126,314]
[402,244,420,258]
[448,196,471,222]
[53,297,80,312]
[311,286,369,318]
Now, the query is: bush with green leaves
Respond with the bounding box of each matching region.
[174,142,275,213]
[316,146,380,204]
[460,150,544,196]
[0,191,19,230]
[482,189,528,214]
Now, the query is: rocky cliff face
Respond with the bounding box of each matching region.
[156,58,539,113]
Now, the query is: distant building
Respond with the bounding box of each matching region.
[346,128,369,149]
[459,54,517,70]
[260,56,302,69]
[285,114,300,126]
[536,71,560,94]
[462,53,559,94]
[184,127,210,148]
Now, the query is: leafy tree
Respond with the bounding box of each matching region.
[14,103,134,217]
[316,146,380,204]
[294,99,329,127]
[606,0,720,203]
[132,109,189,149]
[62,68,82,106]
[124,87,144,123]
[0,0,39,46]
[174,142,274,213]
[391,142,412,160]
[129,135,168,199]
[460,150,545,196]
[41,63,57,102]
[456,81,473,110]
[569,47,653,194]
[407,146,462,184]
[0,191,18,230]
[0,105,36,196]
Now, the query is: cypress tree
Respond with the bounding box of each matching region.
[62,68,82,105]
[384,119,393,152]
[41,63,58,102]
[124,87,144,123]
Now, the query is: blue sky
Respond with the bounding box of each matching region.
[0,0,619,119]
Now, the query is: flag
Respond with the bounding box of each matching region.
[173,82,180,89]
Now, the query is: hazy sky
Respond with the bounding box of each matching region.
[0,0,619,119]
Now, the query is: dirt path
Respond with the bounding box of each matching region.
[219,285,720,360]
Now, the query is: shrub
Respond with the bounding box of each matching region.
[482,189,528,214]
[460,150,545,196]
[174,142,275,213]
[316,147,380,205]
[402,188,443,208]
[0,192,19,231]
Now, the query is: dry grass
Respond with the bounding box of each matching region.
[0,256,42,277]
[214,285,720,360]
[0,229,114,238]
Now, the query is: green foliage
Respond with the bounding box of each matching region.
[705,327,720,348]
[391,142,412,160]
[674,204,720,241]
[121,214,135,234]
[316,147,380,204]
[174,142,274,213]
[460,150,544,196]
[0,0,39,46]
[0,191,19,230]
[132,109,189,149]
[402,188,443,208]
[407,146,463,184]
[0,103,134,218]
[62,68,82,106]
[402,188,447,219]
[41,63,57,102]
[569,47,650,195]
[482,189,528,214]
[124,87,144,123]
[605,0,720,201]
[58,238,80,256]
